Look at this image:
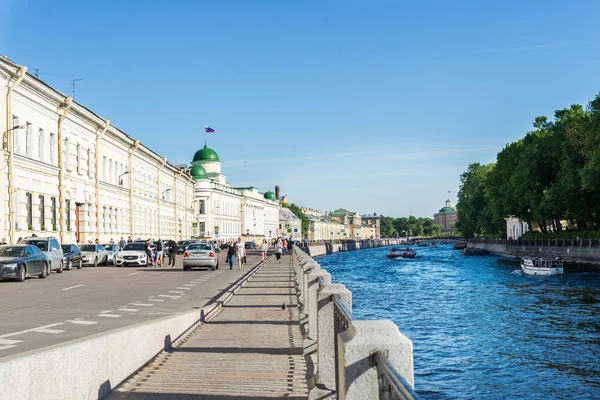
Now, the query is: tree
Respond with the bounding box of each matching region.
[380,216,396,237]
[456,163,498,238]
[288,203,309,238]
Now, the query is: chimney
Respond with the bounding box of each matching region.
[275,185,280,200]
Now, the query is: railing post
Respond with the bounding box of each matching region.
[302,259,319,310]
[307,269,330,340]
[316,284,352,391]
[337,320,414,400]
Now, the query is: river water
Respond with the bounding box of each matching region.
[316,244,600,399]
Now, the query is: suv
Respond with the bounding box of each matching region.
[19,236,64,273]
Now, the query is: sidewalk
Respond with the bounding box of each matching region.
[109,255,308,399]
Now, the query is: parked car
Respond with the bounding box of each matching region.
[177,240,191,254]
[61,244,82,270]
[0,244,50,282]
[102,243,120,264]
[19,236,64,273]
[80,244,108,267]
[183,243,218,271]
[115,242,151,267]
[244,242,257,250]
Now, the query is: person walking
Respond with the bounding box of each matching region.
[127,236,133,244]
[168,239,178,267]
[260,239,268,261]
[109,238,115,244]
[227,240,236,270]
[235,237,245,270]
[145,239,155,267]
[274,239,283,264]
[282,239,288,255]
[155,238,164,267]
[119,237,126,250]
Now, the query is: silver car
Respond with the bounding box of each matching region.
[19,236,64,273]
[183,243,218,271]
[80,244,108,267]
[102,244,120,264]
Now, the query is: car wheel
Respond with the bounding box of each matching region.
[103,256,108,266]
[39,263,48,279]
[77,259,82,269]
[66,260,73,271]
[93,257,98,268]
[183,265,188,271]
[57,261,64,273]
[216,260,219,270]
[17,265,26,282]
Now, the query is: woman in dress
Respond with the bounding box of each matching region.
[260,239,268,261]
[235,237,245,270]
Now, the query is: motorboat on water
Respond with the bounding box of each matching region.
[386,248,417,259]
[453,242,467,250]
[430,243,437,248]
[520,257,564,276]
[462,247,488,256]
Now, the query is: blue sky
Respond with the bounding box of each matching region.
[2,0,600,217]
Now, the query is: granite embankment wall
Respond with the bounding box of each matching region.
[468,239,600,265]
[305,239,400,258]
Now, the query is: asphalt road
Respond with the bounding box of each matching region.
[0,250,269,358]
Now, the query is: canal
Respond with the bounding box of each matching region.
[316,244,600,399]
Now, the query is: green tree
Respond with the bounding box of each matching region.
[380,216,396,237]
[456,162,499,238]
[288,203,309,238]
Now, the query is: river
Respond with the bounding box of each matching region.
[316,244,600,399]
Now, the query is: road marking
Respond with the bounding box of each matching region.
[67,320,97,325]
[98,314,121,318]
[32,328,65,334]
[118,308,139,312]
[176,287,191,290]
[169,291,184,294]
[172,296,182,299]
[158,295,177,298]
[100,310,113,314]
[127,272,139,276]
[130,303,153,307]
[0,323,65,339]
[62,284,84,291]
[0,338,22,346]
[0,345,18,351]
[148,298,165,302]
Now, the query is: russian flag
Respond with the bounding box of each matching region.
[205,125,215,134]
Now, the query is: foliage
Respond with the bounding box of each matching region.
[457,92,600,237]
[288,203,309,238]
[390,215,440,237]
[380,216,396,238]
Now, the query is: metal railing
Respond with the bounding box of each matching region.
[374,351,420,400]
[469,238,600,247]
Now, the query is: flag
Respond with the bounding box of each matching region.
[205,125,215,134]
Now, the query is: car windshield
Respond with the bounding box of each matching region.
[178,241,189,246]
[123,243,145,251]
[24,240,48,251]
[103,245,114,251]
[61,245,71,252]
[188,244,211,251]
[0,246,25,257]
[80,245,96,252]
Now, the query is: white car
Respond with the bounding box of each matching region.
[102,243,120,264]
[114,242,151,267]
[19,236,64,273]
[79,244,109,267]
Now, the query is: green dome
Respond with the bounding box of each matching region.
[193,144,220,162]
[190,165,208,180]
[264,191,277,201]
[439,206,455,213]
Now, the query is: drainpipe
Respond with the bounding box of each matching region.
[128,140,139,238]
[157,157,166,238]
[56,97,73,244]
[6,66,27,243]
[95,119,110,241]
[174,168,184,240]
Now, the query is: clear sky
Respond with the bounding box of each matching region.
[2,0,600,218]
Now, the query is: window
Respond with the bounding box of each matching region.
[38,129,45,162]
[103,206,106,231]
[26,192,32,229]
[64,138,70,170]
[66,199,71,231]
[109,160,113,184]
[87,148,92,177]
[25,123,32,157]
[12,116,20,153]
[102,156,107,181]
[199,222,206,234]
[51,197,57,230]
[76,144,81,174]
[50,133,56,165]
[39,195,45,230]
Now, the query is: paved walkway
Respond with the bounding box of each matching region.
[109,256,308,399]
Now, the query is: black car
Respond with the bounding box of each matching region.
[0,245,50,282]
[61,244,83,270]
[177,240,191,254]
[244,242,257,250]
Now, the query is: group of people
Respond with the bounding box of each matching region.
[139,238,178,267]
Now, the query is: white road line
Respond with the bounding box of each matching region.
[169,291,184,294]
[130,303,153,307]
[0,323,65,339]
[127,272,139,276]
[67,320,98,325]
[183,284,196,287]
[100,310,113,314]
[172,296,182,299]
[62,284,84,291]
[33,328,65,334]
[148,298,165,302]
[159,295,177,298]
[0,338,22,346]
[176,287,191,290]
[118,308,139,312]
[0,345,18,351]
[98,314,121,318]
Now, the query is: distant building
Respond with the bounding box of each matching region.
[505,216,529,240]
[433,199,458,232]
[279,207,302,240]
[361,213,381,238]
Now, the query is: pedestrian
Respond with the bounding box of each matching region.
[282,239,288,255]
[235,237,245,270]
[127,236,133,244]
[109,238,115,244]
[260,239,268,261]
[155,238,163,266]
[168,239,178,267]
[95,238,99,244]
[145,239,155,266]
[1,238,6,245]
[227,240,236,269]
[119,236,126,250]
[274,239,283,264]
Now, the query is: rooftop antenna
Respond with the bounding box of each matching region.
[72,78,83,100]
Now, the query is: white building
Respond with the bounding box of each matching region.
[189,144,280,243]
[0,56,196,244]
[505,216,529,240]
[279,208,302,240]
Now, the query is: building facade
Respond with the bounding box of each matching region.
[1,56,195,244]
[279,208,302,240]
[433,199,458,232]
[361,214,381,238]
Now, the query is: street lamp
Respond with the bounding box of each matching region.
[2,125,23,150]
[118,170,130,186]
[162,188,172,200]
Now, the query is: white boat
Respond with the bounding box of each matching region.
[520,257,563,276]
